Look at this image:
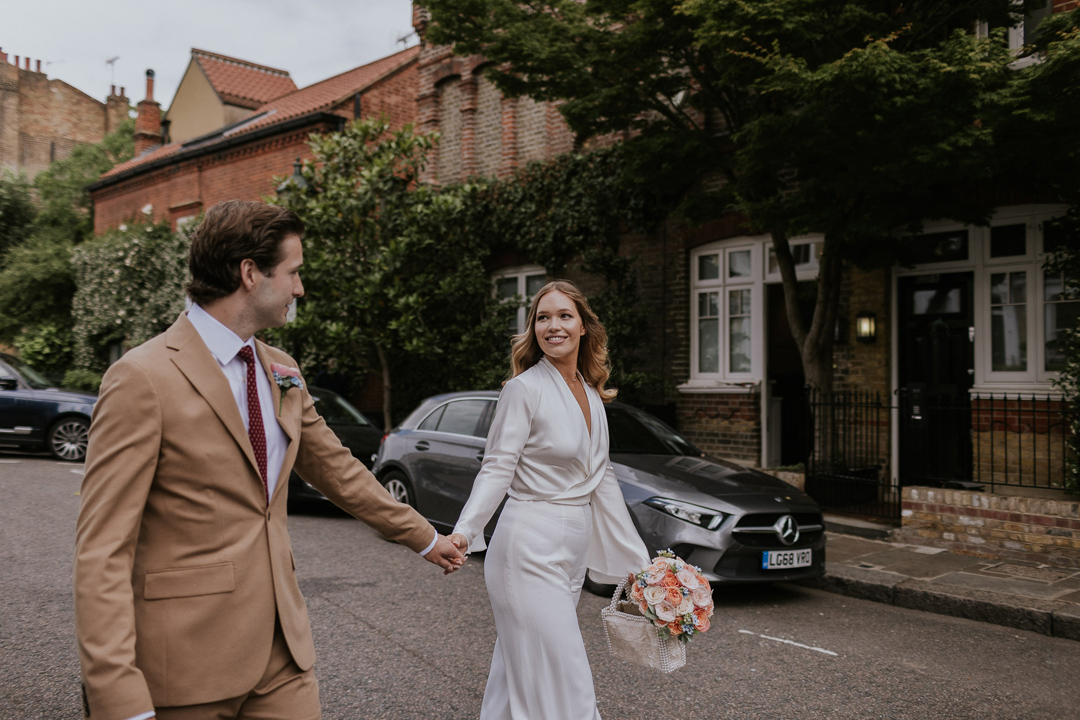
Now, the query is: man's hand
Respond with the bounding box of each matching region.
[449,533,468,553]
[424,534,466,575]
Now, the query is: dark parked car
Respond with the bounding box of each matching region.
[371,391,825,585]
[0,352,97,462]
[287,386,385,505]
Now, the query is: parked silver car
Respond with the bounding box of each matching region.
[372,391,825,585]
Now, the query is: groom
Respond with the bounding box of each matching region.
[74,201,464,720]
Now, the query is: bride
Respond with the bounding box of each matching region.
[450,280,651,719]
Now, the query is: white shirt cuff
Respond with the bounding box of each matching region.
[123,712,155,720]
[418,530,439,557]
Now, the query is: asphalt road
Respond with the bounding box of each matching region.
[3,456,1080,720]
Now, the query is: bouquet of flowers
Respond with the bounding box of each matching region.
[628,550,714,644]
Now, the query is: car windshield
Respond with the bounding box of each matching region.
[312,391,371,426]
[607,406,700,456]
[0,353,52,390]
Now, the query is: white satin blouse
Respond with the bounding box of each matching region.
[453,356,651,579]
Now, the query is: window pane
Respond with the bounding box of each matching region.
[990,273,1008,305]
[495,277,518,300]
[991,305,1027,372]
[1009,272,1026,304]
[729,317,751,373]
[1045,272,1064,302]
[1045,300,1080,372]
[728,250,751,278]
[913,288,961,315]
[525,274,547,297]
[1043,218,1067,254]
[698,254,720,281]
[437,399,488,436]
[990,224,1026,258]
[905,230,969,264]
[698,291,718,318]
[698,319,719,373]
[418,405,445,431]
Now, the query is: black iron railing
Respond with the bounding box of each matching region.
[804,388,1076,520]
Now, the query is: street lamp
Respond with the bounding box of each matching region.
[276,157,309,196]
[855,311,877,343]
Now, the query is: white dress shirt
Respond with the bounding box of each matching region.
[188,303,289,499]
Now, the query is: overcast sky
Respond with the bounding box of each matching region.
[4,0,418,108]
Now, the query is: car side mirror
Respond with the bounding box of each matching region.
[0,377,17,391]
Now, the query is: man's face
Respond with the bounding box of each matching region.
[251,233,304,330]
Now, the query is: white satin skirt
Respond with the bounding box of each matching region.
[479,497,602,720]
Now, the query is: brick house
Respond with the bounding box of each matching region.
[0,47,129,180]
[88,45,419,233]
[412,3,1079,562]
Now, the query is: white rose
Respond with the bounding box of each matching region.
[676,568,701,590]
[655,600,677,623]
[677,595,695,615]
[643,586,668,605]
[692,587,713,608]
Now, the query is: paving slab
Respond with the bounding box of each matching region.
[876,553,986,579]
[822,535,889,563]
[930,571,1072,600]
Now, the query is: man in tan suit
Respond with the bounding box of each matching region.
[74,201,464,720]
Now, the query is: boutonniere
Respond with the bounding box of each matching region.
[270,363,304,415]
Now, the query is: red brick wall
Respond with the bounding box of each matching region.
[0,60,123,180]
[92,127,325,233]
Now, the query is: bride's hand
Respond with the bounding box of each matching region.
[449,533,468,553]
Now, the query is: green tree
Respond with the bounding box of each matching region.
[70,219,190,371]
[0,118,135,347]
[271,118,513,429]
[0,170,36,263]
[1044,207,1080,491]
[424,0,1072,392]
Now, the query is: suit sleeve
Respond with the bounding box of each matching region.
[452,378,534,552]
[74,360,160,720]
[292,384,436,553]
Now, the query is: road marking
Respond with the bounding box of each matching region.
[739,629,838,656]
[71,469,85,475]
[0,460,20,464]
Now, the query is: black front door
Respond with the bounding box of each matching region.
[897,272,974,486]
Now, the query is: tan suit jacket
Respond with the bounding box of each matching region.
[74,313,436,720]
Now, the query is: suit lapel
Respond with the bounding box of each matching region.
[166,314,263,483]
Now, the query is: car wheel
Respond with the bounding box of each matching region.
[382,471,415,508]
[583,569,618,598]
[48,417,90,462]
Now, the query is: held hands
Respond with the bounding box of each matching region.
[449,533,468,553]
[425,534,466,575]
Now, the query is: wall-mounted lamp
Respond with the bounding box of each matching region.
[276,157,309,196]
[855,311,877,344]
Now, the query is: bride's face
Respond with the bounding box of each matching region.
[534,290,586,363]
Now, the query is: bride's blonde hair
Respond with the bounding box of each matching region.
[508,280,617,402]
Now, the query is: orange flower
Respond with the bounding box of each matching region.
[661,573,680,588]
[693,608,711,633]
[668,621,684,636]
[666,587,683,605]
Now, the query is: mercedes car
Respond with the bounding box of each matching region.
[371,391,825,585]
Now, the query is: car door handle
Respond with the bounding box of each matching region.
[415,441,430,451]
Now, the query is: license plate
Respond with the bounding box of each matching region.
[762,549,812,570]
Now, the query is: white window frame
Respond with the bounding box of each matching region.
[492,265,547,335]
[893,205,1068,395]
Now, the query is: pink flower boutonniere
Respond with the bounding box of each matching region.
[270,363,304,415]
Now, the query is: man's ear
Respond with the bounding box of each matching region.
[239,258,259,290]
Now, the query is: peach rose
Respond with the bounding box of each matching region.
[644,585,668,605]
[668,620,684,636]
[677,595,695,615]
[693,609,711,632]
[661,573,680,588]
[691,587,712,608]
[655,600,677,623]
[630,581,645,601]
[676,568,701,590]
[638,600,650,616]
[665,587,683,605]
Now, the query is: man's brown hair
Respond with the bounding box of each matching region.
[187,201,305,305]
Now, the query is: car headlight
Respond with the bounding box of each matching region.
[643,497,726,530]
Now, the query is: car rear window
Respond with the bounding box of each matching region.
[435,399,488,437]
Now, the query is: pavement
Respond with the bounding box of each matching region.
[801,515,1080,642]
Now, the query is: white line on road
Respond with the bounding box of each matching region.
[70,469,84,475]
[0,460,20,463]
[739,629,838,656]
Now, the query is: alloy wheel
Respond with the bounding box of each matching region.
[50,419,89,462]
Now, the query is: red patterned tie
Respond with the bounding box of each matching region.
[238,346,268,503]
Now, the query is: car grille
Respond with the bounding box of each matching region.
[730,513,824,548]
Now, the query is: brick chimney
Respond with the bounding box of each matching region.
[106,84,130,135]
[134,69,162,156]
[0,48,7,63]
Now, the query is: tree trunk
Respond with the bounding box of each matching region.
[770,230,841,396]
[375,343,393,432]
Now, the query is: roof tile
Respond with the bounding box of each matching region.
[193,49,297,109]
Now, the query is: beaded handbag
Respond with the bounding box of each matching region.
[601,577,686,673]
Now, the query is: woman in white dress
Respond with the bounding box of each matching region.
[450,280,651,720]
